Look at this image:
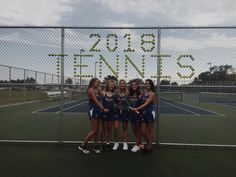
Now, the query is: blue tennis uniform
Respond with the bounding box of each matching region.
[115,94,129,121]
[88,90,102,119]
[101,93,116,121]
[127,95,142,123]
[141,92,156,123]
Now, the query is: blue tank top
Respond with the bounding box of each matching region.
[116,94,128,110]
[88,89,101,111]
[103,93,115,111]
[127,95,141,108]
[142,92,155,112]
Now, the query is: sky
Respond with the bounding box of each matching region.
[1,0,236,26]
[0,0,236,84]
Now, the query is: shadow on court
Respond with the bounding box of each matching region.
[0,144,235,177]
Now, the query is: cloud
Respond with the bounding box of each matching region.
[0,0,78,25]
[162,32,236,52]
[94,0,236,25]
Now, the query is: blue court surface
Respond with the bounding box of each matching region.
[34,98,223,116]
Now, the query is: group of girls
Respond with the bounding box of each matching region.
[78,78,156,154]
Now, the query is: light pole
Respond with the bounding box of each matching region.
[207,62,212,73]
[79,49,85,85]
[94,61,98,77]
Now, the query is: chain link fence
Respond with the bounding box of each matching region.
[0,26,236,147]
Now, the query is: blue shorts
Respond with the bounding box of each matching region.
[101,110,116,121]
[129,111,142,123]
[115,109,129,121]
[141,110,156,123]
[88,108,101,119]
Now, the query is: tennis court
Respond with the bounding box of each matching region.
[34,97,222,116]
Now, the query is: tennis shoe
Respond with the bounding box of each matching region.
[123,143,128,150]
[78,145,90,154]
[131,145,140,152]
[113,143,119,150]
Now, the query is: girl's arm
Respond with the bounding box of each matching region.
[88,88,107,111]
[135,92,156,111]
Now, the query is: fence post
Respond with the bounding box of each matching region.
[9,66,12,105]
[59,26,65,144]
[156,28,161,146]
[23,69,26,103]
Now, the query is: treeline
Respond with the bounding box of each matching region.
[191,65,236,85]
[0,77,37,84]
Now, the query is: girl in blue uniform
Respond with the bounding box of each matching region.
[100,79,116,151]
[132,79,156,152]
[113,79,129,151]
[78,78,109,154]
[128,80,143,152]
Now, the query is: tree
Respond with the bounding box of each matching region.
[103,75,118,84]
[128,78,144,85]
[191,65,236,84]
[160,80,170,85]
[65,78,73,85]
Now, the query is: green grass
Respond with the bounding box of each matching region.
[0,90,48,105]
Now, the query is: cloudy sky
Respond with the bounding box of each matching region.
[1,0,236,83]
[1,0,236,26]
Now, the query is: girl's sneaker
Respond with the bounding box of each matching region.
[123,143,128,150]
[93,146,101,154]
[113,143,119,150]
[78,145,90,154]
[131,145,140,152]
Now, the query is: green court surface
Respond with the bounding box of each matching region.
[0,144,235,177]
[0,96,236,144]
[0,92,236,177]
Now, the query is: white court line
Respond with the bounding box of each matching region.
[56,101,88,113]
[163,101,200,115]
[32,98,87,114]
[160,142,236,148]
[175,102,225,116]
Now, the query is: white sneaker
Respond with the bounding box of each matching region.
[78,145,90,154]
[123,143,128,150]
[93,146,101,154]
[113,143,119,150]
[131,145,140,152]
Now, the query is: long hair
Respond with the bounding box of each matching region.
[129,79,141,96]
[145,79,156,93]
[87,78,99,92]
[105,79,116,92]
[117,79,128,95]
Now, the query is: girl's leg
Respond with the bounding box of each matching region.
[113,120,120,150]
[140,122,148,145]
[122,120,129,143]
[114,120,121,142]
[147,122,155,149]
[122,120,129,150]
[93,118,100,146]
[130,122,137,137]
[79,118,100,154]
[135,123,141,146]
[106,121,113,144]
[100,121,107,145]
